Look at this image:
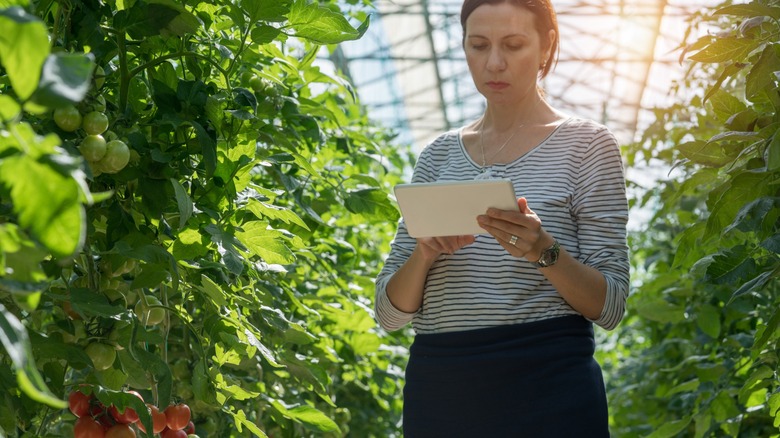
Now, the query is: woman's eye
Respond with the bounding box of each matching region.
[472,45,487,51]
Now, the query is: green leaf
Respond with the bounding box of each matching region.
[245,199,310,230]
[714,4,780,20]
[131,349,172,408]
[728,270,774,304]
[242,0,289,22]
[646,416,692,438]
[753,306,780,351]
[0,95,20,121]
[230,409,269,437]
[149,0,200,37]
[287,0,366,44]
[664,379,700,397]
[769,388,780,417]
[0,303,67,409]
[344,188,400,223]
[31,52,94,107]
[196,274,230,308]
[0,7,49,100]
[706,171,772,237]
[287,405,340,433]
[747,45,780,102]
[170,178,193,230]
[251,24,282,44]
[723,197,779,235]
[677,140,732,167]
[635,298,685,324]
[696,304,721,339]
[115,1,180,39]
[70,288,126,317]
[0,155,84,258]
[704,246,758,285]
[271,399,340,433]
[192,121,216,178]
[708,89,747,124]
[93,386,152,433]
[689,37,759,63]
[235,221,295,265]
[766,132,780,171]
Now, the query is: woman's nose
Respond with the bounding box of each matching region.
[486,49,506,71]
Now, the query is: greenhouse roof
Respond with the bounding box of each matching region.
[336,0,720,148]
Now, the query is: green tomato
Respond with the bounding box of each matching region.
[82,111,109,135]
[97,139,130,173]
[53,105,82,132]
[249,76,265,92]
[79,135,107,161]
[134,295,165,326]
[85,342,116,371]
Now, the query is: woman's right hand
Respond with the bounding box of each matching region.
[416,235,476,261]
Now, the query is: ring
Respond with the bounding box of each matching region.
[509,235,518,246]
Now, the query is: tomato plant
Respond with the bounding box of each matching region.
[0,0,413,437]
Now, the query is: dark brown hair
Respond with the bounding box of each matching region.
[460,0,559,79]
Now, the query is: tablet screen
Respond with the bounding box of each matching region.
[394,179,519,238]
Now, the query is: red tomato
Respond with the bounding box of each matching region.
[105,424,134,438]
[90,403,115,428]
[184,420,195,434]
[137,404,168,434]
[164,403,191,430]
[108,390,143,424]
[68,390,93,418]
[160,428,188,438]
[74,416,106,438]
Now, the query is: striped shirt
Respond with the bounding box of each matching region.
[375,117,630,334]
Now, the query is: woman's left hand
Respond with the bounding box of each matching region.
[477,197,554,261]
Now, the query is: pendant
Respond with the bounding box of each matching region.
[475,168,493,180]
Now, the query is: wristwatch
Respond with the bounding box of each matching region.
[531,239,560,268]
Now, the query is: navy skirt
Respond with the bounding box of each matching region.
[403,315,609,437]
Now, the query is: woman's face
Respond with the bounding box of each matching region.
[464,2,553,106]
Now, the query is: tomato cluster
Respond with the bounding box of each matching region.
[69,389,195,438]
[52,80,131,177]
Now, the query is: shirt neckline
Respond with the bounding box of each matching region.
[457,116,574,172]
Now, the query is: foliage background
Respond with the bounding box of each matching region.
[0,0,415,436]
[602,1,780,437]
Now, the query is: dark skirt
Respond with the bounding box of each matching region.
[403,315,609,437]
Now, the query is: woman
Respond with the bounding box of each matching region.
[374,0,630,436]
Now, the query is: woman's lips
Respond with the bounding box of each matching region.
[486,81,509,90]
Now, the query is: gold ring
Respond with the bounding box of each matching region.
[509,235,518,246]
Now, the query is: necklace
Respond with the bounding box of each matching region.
[477,117,523,176]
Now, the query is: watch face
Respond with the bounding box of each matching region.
[536,241,560,267]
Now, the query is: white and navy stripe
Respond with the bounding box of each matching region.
[375,117,630,334]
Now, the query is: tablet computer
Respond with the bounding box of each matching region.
[394,179,519,238]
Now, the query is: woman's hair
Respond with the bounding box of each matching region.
[460,0,559,79]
